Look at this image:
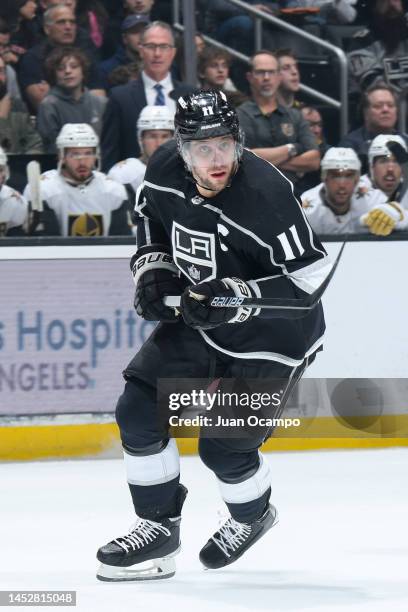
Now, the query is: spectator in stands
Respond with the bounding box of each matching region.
[9,0,42,53]
[297,105,330,191]
[363,134,408,207]
[108,105,174,207]
[101,21,190,171]
[198,47,234,91]
[348,0,408,91]
[301,146,408,235]
[173,30,206,83]
[99,14,147,89]
[18,4,105,113]
[107,62,140,87]
[0,19,23,100]
[237,50,320,187]
[124,0,155,18]
[195,32,206,55]
[301,106,330,153]
[198,46,248,108]
[339,83,407,167]
[276,49,302,109]
[76,0,109,52]
[24,123,131,236]
[0,55,43,154]
[37,46,107,152]
[35,0,77,31]
[197,0,273,57]
[0,146,28,236]
[284,1,357,24]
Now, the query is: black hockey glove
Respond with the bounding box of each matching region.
[180,277,254,330]
[131,245,184,322]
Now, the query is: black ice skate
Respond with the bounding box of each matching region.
[96,484,187,581]
[199,504,278,570]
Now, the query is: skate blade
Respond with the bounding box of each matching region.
[96,546,180,582]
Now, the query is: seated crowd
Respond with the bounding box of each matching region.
[0,0,408,239]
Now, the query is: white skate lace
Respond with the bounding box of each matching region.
[115,518,171,552]
[211,517,252,558]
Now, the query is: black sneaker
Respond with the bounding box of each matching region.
[96,484,187,581]
[199,504,278,570]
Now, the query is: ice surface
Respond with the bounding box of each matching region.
[1,448,407,612]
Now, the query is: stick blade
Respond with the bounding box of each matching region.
[26,160,43,212]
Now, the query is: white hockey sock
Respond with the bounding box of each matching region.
[124,438,180,486]
[217,453,271,504]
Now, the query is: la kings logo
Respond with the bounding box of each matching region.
[172,222,217,283]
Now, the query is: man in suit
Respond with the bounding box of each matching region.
[101,20,181,171]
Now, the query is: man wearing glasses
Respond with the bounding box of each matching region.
[101,21,192,171]
[237,50,320,191]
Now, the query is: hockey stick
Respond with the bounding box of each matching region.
[26,160,44,234]
[164,241,346,312]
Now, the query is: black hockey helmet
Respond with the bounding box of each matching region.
[175,89,243,155]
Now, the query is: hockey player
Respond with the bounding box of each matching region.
[107,105,175,206]
[96,90,331,581]
[24,124,131,236]
[301,147,408,236]
[364,134,408,204]
[0,146,28,237]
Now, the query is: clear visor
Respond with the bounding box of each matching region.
[373,154,398,166]
[181,136,239,169]
[325,169,358,182]
[64,150,97,161]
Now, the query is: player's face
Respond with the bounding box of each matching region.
[187,135,236,197]
[141,129,173,159]
[278,55,300,93]
[62,147,97,181]
[56,56,83,89]
[325,170,358,209]
[202,59,229,88]
[372,155,402,195]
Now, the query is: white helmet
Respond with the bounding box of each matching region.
[56,123,99,171]
[137,105,175,147]
[368,134,407,169]
[321,147,361,177]
[56,123,99,151]
[0,146,9,185]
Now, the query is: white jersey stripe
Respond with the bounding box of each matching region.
[199,329,325,365]
[143,180,186,199]
[144,217,151,245]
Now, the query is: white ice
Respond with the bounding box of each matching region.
[1,448,407,612]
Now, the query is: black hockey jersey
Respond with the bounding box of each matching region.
[134,140,329,366]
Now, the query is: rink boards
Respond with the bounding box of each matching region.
[1,240,407,460]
